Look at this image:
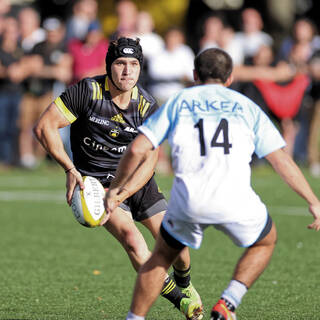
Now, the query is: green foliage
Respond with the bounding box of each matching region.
[0,164,319,319]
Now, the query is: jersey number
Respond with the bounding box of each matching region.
[194,118,232,156]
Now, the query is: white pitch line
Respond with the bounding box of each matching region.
[0,176,61,187]
[268,206,309,216]
[0,191,65,203]
[0,190,311,217]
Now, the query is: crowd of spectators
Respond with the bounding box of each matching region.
[0,0,320,177]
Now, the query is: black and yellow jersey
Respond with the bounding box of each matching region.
[55,74,159,186]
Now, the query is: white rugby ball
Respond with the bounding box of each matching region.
[71,176,106,228]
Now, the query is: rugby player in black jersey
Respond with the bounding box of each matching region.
[33,37,203,319]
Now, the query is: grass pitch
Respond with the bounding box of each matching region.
[0,163,319,319]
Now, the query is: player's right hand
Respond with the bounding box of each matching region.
[308,202,320,231]
[65,167,84,206]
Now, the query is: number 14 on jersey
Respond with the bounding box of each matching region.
[194,118,232,156]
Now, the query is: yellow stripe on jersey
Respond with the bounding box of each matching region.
[131,86,138,99]
[97,83,103,99]
[138,95,150,117]
[141,102,150,117]
[92,81,97,100]
[105,76,109,91]
[54,97,77,123]
[138,95,144,112]
[91,81,103,100]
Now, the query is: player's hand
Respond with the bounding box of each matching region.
[103,188,120,214]
[308,203,320,231]
[65,167,84,206]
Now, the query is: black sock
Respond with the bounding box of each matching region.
[221,298,236,312]
[161,275,186,309]
[173,265,191,288]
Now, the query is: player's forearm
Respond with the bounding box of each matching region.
[109,147,146,196]
[266,149,319,205]
[109,136,154,199]
[33,125,74,171]
[119,148,158,197]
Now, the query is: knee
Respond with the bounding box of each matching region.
[120,228,150,260]
[262,222,278,249]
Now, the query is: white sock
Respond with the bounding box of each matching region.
[221,279,248,308]
[126,311,145,320]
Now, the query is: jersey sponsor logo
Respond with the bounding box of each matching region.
[83,137,110,152]
[111,146,127,153]
[83,137,126,153]
[89,116,110,126]
[178,99,243,114]
[124,127,138,133]
[109,128,120,137]
[111,113,125,123]
[122,47,134,54]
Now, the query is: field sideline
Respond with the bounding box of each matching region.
[0,164,319,320]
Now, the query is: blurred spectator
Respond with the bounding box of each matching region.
[0,16,24,168]
[0,0,11,35]
[18,17,72,168]
[148,27,195,105]
[307,50,320,177]
[147,27,195,174]
[133,11,164,87]
[217,24,244,66]
[240,44,310,158]
[235,8,273,63]
[199,14,224,52]
[68,20,108,83]
[65,0,98,42]
[277,18,320,62]
[18,6,45,53]
[109,0,138,40]
[199,14,244,66]
[134,11,164,62]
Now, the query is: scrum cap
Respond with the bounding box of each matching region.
[105,37,143,76]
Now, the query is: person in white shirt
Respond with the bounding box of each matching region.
[148,26,195,105]
[235,8,273,62]
[104,48,320,320]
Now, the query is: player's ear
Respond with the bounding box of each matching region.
[224,73,234,87]
[193,69,199,82]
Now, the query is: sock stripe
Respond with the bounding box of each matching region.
[161,279,176,295]
[173,266,191,277]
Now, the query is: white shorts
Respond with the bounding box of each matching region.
[162,211,270,249]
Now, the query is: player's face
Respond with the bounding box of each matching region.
[111,57,140,91]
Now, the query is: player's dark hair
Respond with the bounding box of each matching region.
[194,48,233,83]
[105,37,143,77]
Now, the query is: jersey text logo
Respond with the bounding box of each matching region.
[124,127,138,133]
[89,116,110,126]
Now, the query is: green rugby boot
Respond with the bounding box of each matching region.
[180,296,204,320]
[180,282,202,307]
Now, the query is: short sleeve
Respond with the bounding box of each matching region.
[138,95,178,148]
[254,108,286,158]
[54,79,92,123]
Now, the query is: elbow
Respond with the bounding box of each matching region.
[129,144,146,159]
[32,121,42,141]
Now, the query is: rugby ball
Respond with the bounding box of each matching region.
[71,176,106,228]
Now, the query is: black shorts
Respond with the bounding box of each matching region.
[107,176,167,222]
